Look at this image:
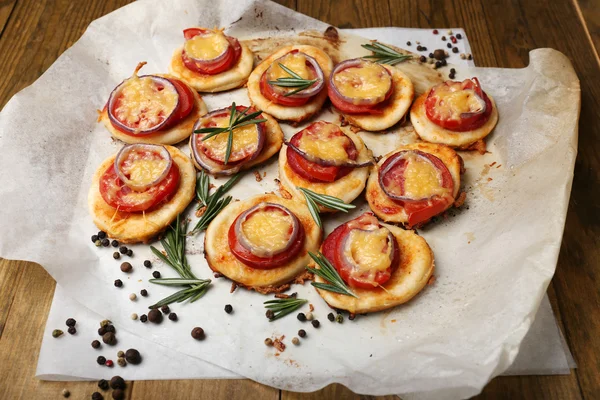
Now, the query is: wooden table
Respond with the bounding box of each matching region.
[1,0,598,399]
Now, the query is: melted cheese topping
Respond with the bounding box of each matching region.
[402,156,446,199]
[345,228,392,273]
[241,207,293,252]
[333,63,391,101]
[115,77,178,130]
[184,31,230,60]
[433,85,485,119]
[120,151,169,187]
[297,125,350,162]
[202,115,259,159]
[268,52,310,80]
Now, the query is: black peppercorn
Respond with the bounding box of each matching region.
[148,309,163,324]
[297,312,306,322]
[406,41,411,46]
[311,320,320,328]
[140,314,148,323]
[152,271,161,278]
[114,279,123,288]
[416,45,422,51]
[447,43,452,48]
[140,289,148,297]
[91,340,101,349]
[119,246,127,254]
[441,58,447,66]
[111,240,119,247]
[109,375,126,390]
[168,313,178,321]
[265,309,275,319]
[105,325,115,333]
[298,329,306,338]
[450,68,456,74]
[419,55,426,63]
[92,392,104,400]
[113,252,120,260]
[452,47,459,53]
[98,379,109,390]
[143,260,152,268]
[65,318,76,327]
[125,349,142,365]
[102,332,117,345]
[112,389,125,400]
[456,33,462,39]
[91,235,99,243]
[441,36,446,41]
[98,231,107,239]
[98,326,107,336]
[435,61,442,68]
[67,326,76,335]
[160,305,170,315]
[126,249,133,257]
[224,304,233,314]
[327,313,335,321]
[101,238,110,247]
[449,72,456,79]
[120,262,132,273]
[349,313,356,321]
[428,52,434,58]
[421,46,427,51]
[97,356,106,365]
[191,327,205,340]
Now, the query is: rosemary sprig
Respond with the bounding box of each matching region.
[194,102,267,164]
[267,63,319,96]
[264,298,308,321]
[361,42,412,65]
[149,215,211,308]
[307,252,358,298]
[191,170,239,234]
[297,187,355,229]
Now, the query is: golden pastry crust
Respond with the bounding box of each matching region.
[410,91,499,148]
[168,42,254,92]
[204,194,322,289]
[277,127,372,211]
[189,112,284,175]
[313,223,434,314]
[366,142,462,225]
[99,77,207,145]
[247,45,333,122]
[88,146,196,244]
[336,66,414,132]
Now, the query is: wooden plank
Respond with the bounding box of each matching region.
[0,0,17,37]
[130,380,279,400]
[574,0,600,61]
[0,258,25,338]
[297,0,391,28]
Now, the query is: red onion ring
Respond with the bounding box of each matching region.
[183,30,231,66]
[459,91,487,119]
[378,150,443,203]
[285,141,373,168]
[107,75,180,135]
[339,226,396,273]
[190,106,266,175]
[234,203,300,258]
[114,144,173,191]
[329,58,392,106]
[266,52,325,99]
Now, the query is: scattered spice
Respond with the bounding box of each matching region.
[113,252,120,260]
[140,289,148,297]
[67,326,77,335]
[95,240,102,247]
[119,246,127,255]
[105,360,114,368]
[452,47,459,53]
[305,312,313,321]
[120,262,132,273]
[253,171,262,182]
[152,271,161,279]
[264,338,273,346]
[433,49,446,60]
[447,43,452,49]
[92,340,101,349]
[97,356,106,365]
[298,329,306,338]
[114,279,123,288]
[336,314,344,323]
[117,350,125,358]
[98,379,109,390]
[432,29,438,34]
[168,313,178,321]
[98,326,107,336]
[62,388,70,398]
[349,313,356,321]
[101,238,110,247]
[117,358,126,367]
[428,52,434,58]
[111,240,119,248]
[129,293,137,301]
[468,53,473,60]
[273,338,286,352]
[292,337,300,345]
[52,329,63,338]
[191,327,205,340]
[143,260,152,268]
[92,392,104,400]
[98,231,107,239]
[311,320,320,328]
[456,33,462,39]
[224,304,233,314]
[65,318,76,327]
[435,61,442,69]
[441,58,447,66]
[130,313,138,320]
[91,235,99,243]
[327,313,335,322]
[406,41,411,46]
[102,332,117,345]
[265,309,275,319]
[105,325,116,333]
[160,305,170,314]
[140,314,148,323]
[309,303,314,312]
[127,249,133,257]
[100,320,111,328]
[418,55,426,63]
[451,36,457,44]
[460,53,466,60]
[297,312,306,322]
[125,348,142,364]
[441,36,446,41]
[112,389,125,400]
[148,309,163,324]
[447,29,453,35]
[109,375,126,390]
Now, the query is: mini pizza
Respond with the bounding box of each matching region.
[99,62,207,145]
[278,121,373,210]
[88,144,196,243]
[168,28,254,93]
[366,143,464,228]
[311,212,434,314]
[247,45,333,122]
[190,104,283,175]
[204,194,322,292]
[410,78,499,151]
[328,59,414,132]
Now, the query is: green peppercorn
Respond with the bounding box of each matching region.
[52,329,63,338]
[113,252,120,260]
[117,358,126,367]
[336,314,344,323]
[95,240,102,247]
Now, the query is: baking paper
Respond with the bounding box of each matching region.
[0,0,579,397]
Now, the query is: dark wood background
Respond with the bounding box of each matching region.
[0,0,598,399]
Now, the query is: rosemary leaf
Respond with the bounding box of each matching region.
[267,63,319,97]
[307,251,358,298]
[264,298,308,321]
[361,42,412,65]
[149,278,211,286]
[297,187,355,228]
[191,172,239,234]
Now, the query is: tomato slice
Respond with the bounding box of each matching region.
[424,77,493,132]
[321,213,398,289]
[327,71,393,115]
[227,208,305,269]
[181,28,241,75]
[260,71,311,107]
[379,150,455,227]
[285,122,357,183]
[99,163,180,213]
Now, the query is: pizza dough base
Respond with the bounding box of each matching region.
[247,45,333,122]
[204,194,322,289]
[410,91,499,148]
[277,127,372,211]
[88,146,196,244]
[169,42,254,93]
[189,112,284,175]
[313,223,434,314]
[337,66,414,132]
[366,142,462,225]
[99,78,208,145]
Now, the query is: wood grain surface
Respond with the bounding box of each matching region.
[1,0,599,399]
